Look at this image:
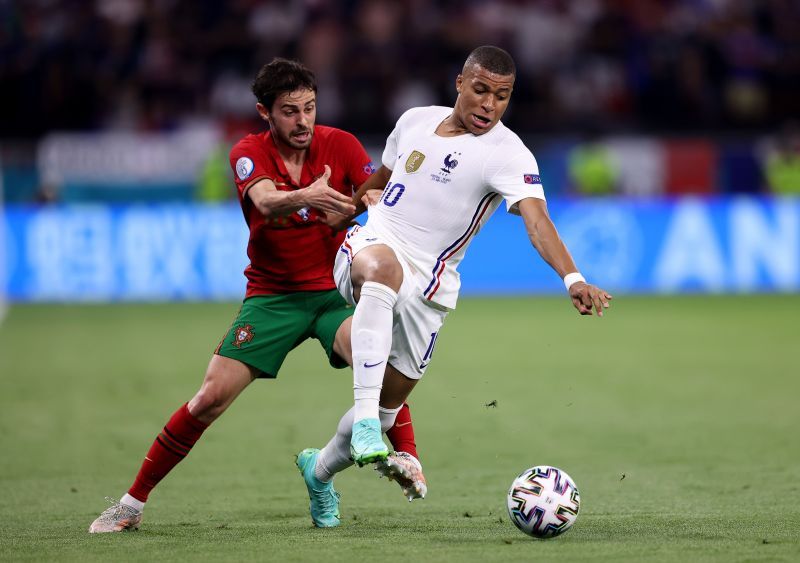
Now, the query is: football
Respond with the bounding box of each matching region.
[506,465,581,539]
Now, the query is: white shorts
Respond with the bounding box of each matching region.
[334,226,447,379]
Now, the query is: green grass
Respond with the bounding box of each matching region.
[1,296,799,562]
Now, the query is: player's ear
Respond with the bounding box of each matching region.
[456,74,463,94]
[256,102,270,123]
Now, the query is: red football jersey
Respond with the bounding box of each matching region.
[229,126,375,297]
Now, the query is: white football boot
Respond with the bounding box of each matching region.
[375,451,428,501]
[89,497,143,533]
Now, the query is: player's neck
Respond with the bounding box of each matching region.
[274,139,308,183]
[435,115,470,137]
[274,140,307,167]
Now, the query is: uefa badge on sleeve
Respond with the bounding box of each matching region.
[236,157,255,181]
[523,174,541,185]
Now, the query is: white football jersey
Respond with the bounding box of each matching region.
[366,105,545,310]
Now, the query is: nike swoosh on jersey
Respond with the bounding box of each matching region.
[363,360,384,368]
[419,361,429,369]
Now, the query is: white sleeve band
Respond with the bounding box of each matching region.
[563,272,586,291]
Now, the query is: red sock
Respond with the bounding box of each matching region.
[385,403,419,462]
[127,403,209,503]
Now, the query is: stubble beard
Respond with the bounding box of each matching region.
[287,129,313,150]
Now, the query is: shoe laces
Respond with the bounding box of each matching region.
[312,487,340,514]
[352,423,379,446]
[98,496,139,521]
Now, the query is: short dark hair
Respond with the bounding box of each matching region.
[251,58,317,110]
[463,45,516,77]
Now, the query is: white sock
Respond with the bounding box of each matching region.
[120,493,144,512]
[315,404,402,482]
[316,407,355,482]
[351,282,397,423]
[378,404,401,433]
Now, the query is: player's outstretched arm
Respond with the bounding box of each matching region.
[248,165,356,219]
[518,198,613,316]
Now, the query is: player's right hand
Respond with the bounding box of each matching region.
[319,210,359,232]
[304,165,356,216]
[569,282,612,317]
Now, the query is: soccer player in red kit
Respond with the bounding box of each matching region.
[89,58,424,533]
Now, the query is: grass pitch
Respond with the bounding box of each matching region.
[1,295,798,562]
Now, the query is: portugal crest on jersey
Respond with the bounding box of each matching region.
[232,324,255,348]
[405,150,426,173]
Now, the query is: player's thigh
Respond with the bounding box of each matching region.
[310,289,354,369]
[202,354,257,395]
[215,295,314,378]
[388,293,448,380]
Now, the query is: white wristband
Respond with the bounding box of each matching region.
[563,272,586,291]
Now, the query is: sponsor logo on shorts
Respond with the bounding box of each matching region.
[405,150,426,173]
[236,157,255,180]
[232,324,255,348]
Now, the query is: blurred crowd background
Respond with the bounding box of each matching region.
[1,0,800,202]
[2,0,799,302]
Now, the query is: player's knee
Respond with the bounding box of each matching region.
[188,382,230,423]
[352,252,402,294]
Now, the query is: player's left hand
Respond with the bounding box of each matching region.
[569,282,612,317]
[361,188,383,207]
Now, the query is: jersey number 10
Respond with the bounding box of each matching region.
[382,182,406,207]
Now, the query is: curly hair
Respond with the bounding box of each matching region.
[251,58,317,109]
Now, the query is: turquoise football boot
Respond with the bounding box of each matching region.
[296,448,340,527]
[350,418,389,466]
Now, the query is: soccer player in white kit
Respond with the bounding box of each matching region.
[296,45,612,526]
